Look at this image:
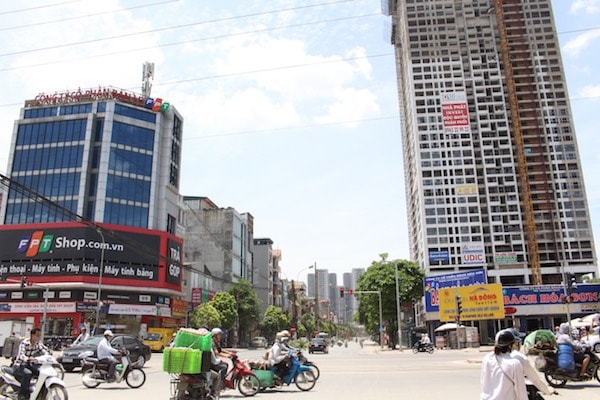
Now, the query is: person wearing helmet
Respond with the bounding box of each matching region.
[97,330,120,382]
[556,322,591,379]
[269,331,291,382]
[480,329,527,399]
[210,328,231,393]
[507,328,554,397]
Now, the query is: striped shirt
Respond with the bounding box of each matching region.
[16,338,48,363]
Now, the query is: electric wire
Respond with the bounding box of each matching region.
[0,0,82,16]
[0,0,352,58]
[0,0,178,32]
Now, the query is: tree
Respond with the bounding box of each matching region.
[190,302,221,329]
[260,306,290,342]
[356,254,423,348]
[209,292,238,330]
[228,279,260,346]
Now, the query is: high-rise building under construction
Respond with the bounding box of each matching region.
[386,0,597,287]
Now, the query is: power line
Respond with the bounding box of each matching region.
[0,0,82,16]
[0,12,381,72]
[0,0,352,58]
[0,0,178,32]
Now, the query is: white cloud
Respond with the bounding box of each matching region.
[561,30,600,56]
[314,88,380,127]
[570,0,600,14]
[579,84,600,100]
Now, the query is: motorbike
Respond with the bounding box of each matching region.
[296,350,320,380]
[258,350,316,391]
[80,349,146,388]
[540,348,600,387]
[169,371,218,400]
[222,353,259,397]
[0,354,68,400]
[412,342,435,354]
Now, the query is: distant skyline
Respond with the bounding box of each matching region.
[0,0,599,283]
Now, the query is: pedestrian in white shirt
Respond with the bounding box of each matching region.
[507,328,554,397]
[481,329,527,400]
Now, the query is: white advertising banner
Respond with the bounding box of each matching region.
[108,303,171,317]
[3,302,76,313]
[462,242,485,265]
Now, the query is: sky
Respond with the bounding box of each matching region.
[0,0,599,284]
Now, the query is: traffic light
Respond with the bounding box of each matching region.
[456,296,463,315]
[562,294,573,304]
[566,273,577,295]
[20,276,27,289]
[347,289,353,295]
[339,287,345,298]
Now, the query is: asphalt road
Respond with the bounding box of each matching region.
[3,341,599,399]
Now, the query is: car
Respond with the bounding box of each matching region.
[250,336,268,348]
[57,334,151,372]
[308,337,329,354]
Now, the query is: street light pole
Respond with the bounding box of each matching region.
[394,263,403,351]
[313,262,319,334]
[95,228,106,335]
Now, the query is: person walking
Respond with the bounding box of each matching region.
[481,329,527,400]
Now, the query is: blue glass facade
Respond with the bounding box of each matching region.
[4,100,172,229]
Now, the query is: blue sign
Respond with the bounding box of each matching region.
[429,250,449,263]
[424,269,487,312]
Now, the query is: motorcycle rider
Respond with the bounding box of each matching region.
[556,323,590,378]
[72,326,89,345]
[269,331,291,381]
[418,333,431,351]
[507,328,554,397]
[210,328,230,392]
[97,330,120,382]
[15,327,49,400]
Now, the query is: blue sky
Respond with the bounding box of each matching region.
[0,0,599,282]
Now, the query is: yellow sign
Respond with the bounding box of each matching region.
[438,283,505,322]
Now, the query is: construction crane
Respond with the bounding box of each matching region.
[493,0,542,285]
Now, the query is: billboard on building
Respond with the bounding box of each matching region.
[424,269,487,312]
[441,92,470,135]
[0,222,181,285]
[438,283,504,322]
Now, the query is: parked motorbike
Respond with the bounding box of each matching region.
[296,350,320,380]
[222,353,259,397]
[169,371,218,400]
[412,342,435,354]
[81,349,146,388]
[0,354,68,400]
[540,349,600,387]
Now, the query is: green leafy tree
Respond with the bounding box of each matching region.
[228,279,260,346]
[190,302,221,329]
[356,253,423,348]
[260,305,290,342]
[209,292,238,330]
[299,313,315,338]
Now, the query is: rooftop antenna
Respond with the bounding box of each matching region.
[142,62,155,98]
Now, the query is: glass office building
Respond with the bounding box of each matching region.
[1,87,183,234]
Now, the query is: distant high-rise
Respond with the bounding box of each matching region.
[387,0,596,284]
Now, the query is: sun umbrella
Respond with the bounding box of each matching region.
[523,329,556,354]
[569,313,597,329]
[434,322,464,332]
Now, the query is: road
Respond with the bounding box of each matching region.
[10,341,600,399]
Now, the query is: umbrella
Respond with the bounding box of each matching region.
[434,323,464,332]
[523,329,556,354]
[569,313,597,329]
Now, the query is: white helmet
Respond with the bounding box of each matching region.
[211,328,223,336]
[103,330,114,337]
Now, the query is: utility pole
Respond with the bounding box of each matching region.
[314,262,319,334]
